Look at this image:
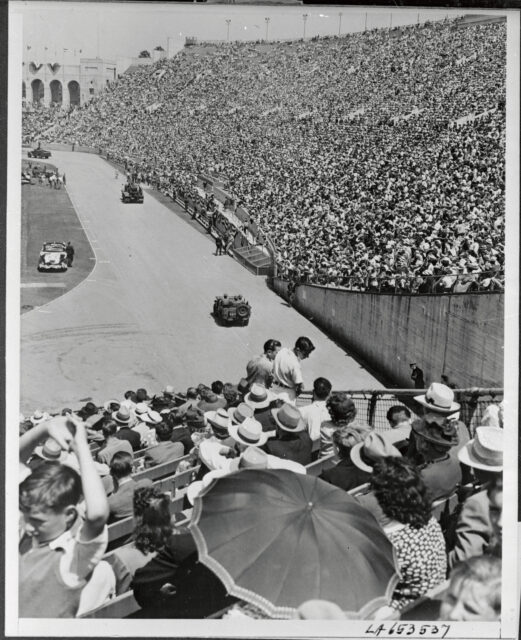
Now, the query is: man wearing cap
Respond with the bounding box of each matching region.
[447,427,503,569]
[245,339,282,388]
[271,336,315,404]
[264,404,313,466]
[113,407,141,452]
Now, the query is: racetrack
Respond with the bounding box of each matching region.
[20,151,381,414]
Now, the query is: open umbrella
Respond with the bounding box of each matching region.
[189,469,399,619]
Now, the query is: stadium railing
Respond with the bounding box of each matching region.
[280,272,504,295]
[296,388,502,437]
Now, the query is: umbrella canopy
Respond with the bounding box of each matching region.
[189,469,399,619]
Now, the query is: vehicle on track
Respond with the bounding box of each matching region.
[38,242,68,272]
[121,182,144,204]
[28,147,51,159]
[213,294,251,326]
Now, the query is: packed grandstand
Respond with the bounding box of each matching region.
[23,17,505,293]
[19,16,505,621]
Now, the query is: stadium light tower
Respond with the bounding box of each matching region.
[225,19,231,42]
[265,17,270,41]
[302,13,308,40]
[338,12,342,36]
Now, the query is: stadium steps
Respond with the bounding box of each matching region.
[233,245,273,276]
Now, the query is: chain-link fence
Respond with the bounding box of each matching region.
[296,388,503,438]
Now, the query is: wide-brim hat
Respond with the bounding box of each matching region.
[350,433,402,473]
[228,402,254,425]
[112,407,134,425]
[103,399,121,412]
[458,426,503,471]
[229,417,268,447]
[141,410,162,425]
[415,382,460,415]
[207,409,231,432]
[244,384,273,410]
[271,403,305,433]
[134,402,150,417]
[30,410,50,426]
[412,418,459,449]
[34,437,68,463]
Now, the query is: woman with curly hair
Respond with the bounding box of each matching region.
[370,457,447,612]
[111,486,173,593]
[319,392,368,458]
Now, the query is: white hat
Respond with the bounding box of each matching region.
[30,410,50,426]
[244,384,273,410]
[414,382,460,415]
[141,409,163,425]
[207,408,231,432]
[458,427,503,472]
[229,417,268,447]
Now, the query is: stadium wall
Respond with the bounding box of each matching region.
[272,278,503,388]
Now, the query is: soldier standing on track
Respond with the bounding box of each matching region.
[66,242,75,267]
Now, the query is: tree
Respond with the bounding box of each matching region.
[138,50,151,58]
[154,46,165,51]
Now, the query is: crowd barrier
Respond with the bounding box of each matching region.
[296,388,502,437]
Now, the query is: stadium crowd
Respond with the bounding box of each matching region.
[24,18,506,293]
[19,335,504,620]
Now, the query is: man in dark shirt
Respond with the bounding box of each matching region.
[410,363,425,389]
[264,403,312,466]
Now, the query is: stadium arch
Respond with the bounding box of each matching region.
[31,79,44,104]
[68,80,80,106]
[50,79,62,105]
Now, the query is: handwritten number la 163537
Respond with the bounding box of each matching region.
[365,623,450,638]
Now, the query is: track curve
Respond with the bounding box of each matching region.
[20,151,381,413]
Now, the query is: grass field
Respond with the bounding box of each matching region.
[20,159,95,313]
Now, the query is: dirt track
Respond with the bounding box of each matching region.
[20,151,381,414]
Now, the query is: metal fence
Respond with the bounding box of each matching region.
[296,388,503,437]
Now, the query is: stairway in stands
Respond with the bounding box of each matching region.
[233,245,273,276]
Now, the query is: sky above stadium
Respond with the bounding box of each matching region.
[12,1,465,62]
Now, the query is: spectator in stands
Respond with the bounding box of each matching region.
[245,339,282,388]
[377,405,412,453]
[439,555,501,621]
[300,377,332,443]
[264,403,313,466]
[243,384,277,433]
[120,390,137,412]
[113,407,141,452]
[107,452,152,523]
[111,486,173,593]
[447,426,503,568]
[206,408,235,448]
[319,426,370,491]
[370,457,447,612]
[19,416,110,618]
[144,422,184,468]
[151,385,177,413]
[320,392,367,458]
[486,474,502,558]
[175,387,200,415]
[132,403,154,446]
[97,421,133,466]
[271,337,315,404]
[198,388,226,413]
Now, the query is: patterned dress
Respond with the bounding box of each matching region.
[387,517,447,610]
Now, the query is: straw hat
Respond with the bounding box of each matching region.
[33,437,68,463]
[112,406,134,426]
[414,382,460,415]
[458,427,503,472]
[244,384,273,410]
[207,408,231,432]
[229,417,268,447]
[227,402,254,425]
[271,403,305,433]
[350,432,402,473]
[30,410,50,426]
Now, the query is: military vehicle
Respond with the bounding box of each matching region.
[121,182,144,204]
[213,294,251,326]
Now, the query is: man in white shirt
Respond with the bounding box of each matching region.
[271,336,315,404]
[299,377,332,442]
[245,339,282,388]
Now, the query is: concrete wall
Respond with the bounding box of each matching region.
[272,279,503,388]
